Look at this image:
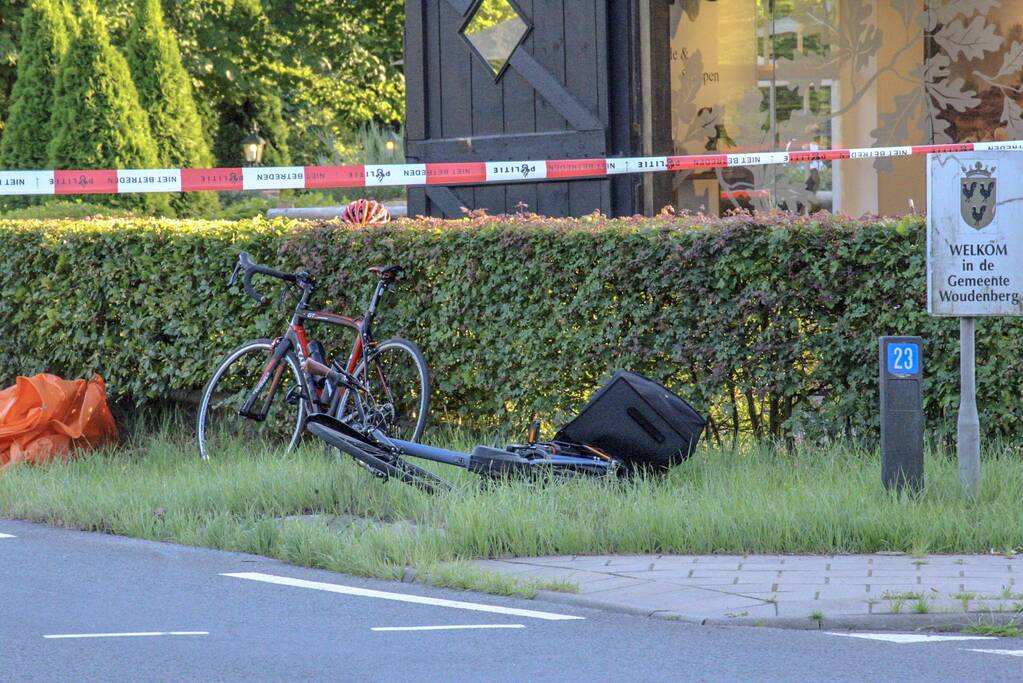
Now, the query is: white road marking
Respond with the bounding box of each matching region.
[966,649,1023,657]
[826,632,997,644]
[223,572,584,621]
[0,533,15,539]
[371,624,526,632]
[44,631,208,639]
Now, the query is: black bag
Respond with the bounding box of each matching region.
[554,371,706,470]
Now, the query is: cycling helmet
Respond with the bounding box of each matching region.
[340,199,390,225]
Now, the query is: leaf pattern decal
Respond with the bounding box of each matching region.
[934,0,1001,25]
[991,41,1023,80]
[1000,97,1023,138]
[934,15,1001,61]
[871,91,924,172]
[926,76,980,113]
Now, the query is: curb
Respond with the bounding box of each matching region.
[533,590,1023,632]
[534,590,703,624]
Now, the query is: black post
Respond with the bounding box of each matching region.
[879,336,925,492]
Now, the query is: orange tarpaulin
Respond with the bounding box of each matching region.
[0,374,118,469]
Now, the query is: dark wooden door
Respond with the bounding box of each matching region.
[404,0,637,218]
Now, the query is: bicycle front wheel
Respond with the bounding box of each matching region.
[337,338,430,442]
[197,339,307,460]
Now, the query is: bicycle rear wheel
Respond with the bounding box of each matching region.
[197,339,306,460]
[337,338,430,442]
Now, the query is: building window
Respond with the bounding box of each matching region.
[461,0,531,79]
[669,1,1023,217]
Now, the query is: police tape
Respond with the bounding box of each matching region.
[1,141,1021,196]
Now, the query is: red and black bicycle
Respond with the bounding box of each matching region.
[196,252,429,461]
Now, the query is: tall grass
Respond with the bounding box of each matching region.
[2,417,1022,597]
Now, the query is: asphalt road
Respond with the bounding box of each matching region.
[2,520,1022,682]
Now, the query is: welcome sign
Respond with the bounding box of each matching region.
[928,152,1023,317]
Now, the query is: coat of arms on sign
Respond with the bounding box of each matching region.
[960,162,996,230]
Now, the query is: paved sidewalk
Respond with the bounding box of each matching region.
[475,553,1023,630]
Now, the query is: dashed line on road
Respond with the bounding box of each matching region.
[826,633,997,644]
[223,572,584,621]
[965,649,1023,658]
[371,624,526,632]
[44,631,208,640]
[0,533,15,539]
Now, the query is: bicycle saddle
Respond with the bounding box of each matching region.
[368,265,403,279]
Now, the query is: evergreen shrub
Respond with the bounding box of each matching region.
[0,0,72,207]
[124,0,217,216]
[47,1,169,214]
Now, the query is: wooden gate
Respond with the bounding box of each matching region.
[404,0,637,218]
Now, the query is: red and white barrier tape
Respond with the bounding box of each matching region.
[1,141,1020,196]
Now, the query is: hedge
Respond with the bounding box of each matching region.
[1,212,1021,444]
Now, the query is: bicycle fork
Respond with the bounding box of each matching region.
[239,338,293,421]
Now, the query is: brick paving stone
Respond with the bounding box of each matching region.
[715,583,779,593]
[474,559,538,574]
[958,571,1017,579]
[959,581,1016,593]
[555,556,618,570]
[868,584,927,595]
[577,576,650,595]
[511,555,577,566]
[646,557,701,569]
[812,587,875,600]
[617,568,704,578]
[509,566,612,583]
[583,580,698,602]
[657,577,741,586]
[602,555,664,565]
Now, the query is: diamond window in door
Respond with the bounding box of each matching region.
[461,0,531,79]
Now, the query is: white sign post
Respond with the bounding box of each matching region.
[928,152,1023,496]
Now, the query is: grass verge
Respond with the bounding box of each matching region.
[2,414,1023,598]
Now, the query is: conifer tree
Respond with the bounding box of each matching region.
[124,0,216,215]
[0,0,72,170]
[47,0,169,214]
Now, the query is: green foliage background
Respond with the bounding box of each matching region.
[0,0,70,173]
[0,0,405,167]
[124,0,217,216]
[46,1,169,214]
[1,214,1020,443]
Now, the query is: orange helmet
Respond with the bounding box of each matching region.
[340,199,390,225]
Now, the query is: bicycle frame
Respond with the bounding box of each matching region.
[240,272,394,423]
[304,413,618,492]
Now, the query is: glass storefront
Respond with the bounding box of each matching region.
[669,1,1023,216]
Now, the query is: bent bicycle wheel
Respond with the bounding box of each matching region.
[197,339,306,460]
[337,338,430,442]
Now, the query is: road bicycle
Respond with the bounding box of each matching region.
[300,360,620,494]
[196,252,430,461]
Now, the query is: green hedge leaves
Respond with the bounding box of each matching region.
[1,213,1020,443]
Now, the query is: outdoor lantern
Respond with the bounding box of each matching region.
[241,130,267,165]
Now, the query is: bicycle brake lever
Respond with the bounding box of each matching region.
[228,261,242,287]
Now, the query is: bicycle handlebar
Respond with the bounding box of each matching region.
[231,251,300,305]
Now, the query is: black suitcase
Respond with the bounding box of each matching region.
[554,371,706,470]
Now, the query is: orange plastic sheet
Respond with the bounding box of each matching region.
[0,374,118,469]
